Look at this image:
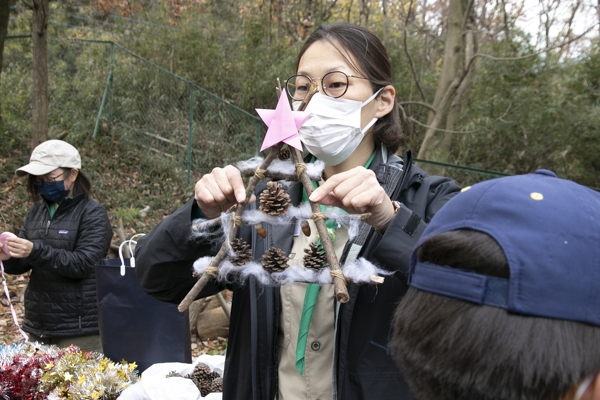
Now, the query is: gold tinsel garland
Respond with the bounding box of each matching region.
[0,342,138,399]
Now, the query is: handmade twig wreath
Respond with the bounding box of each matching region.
[178,83,388,312]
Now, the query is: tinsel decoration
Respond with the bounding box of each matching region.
[261,247,289,273]
[259,181,291,216]
[278,148,291,160]
[229,238,252,266]
[0,343,138,400]
[303,242,328,271]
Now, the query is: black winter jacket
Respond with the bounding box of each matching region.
[3,195,112,338]
[135,149,461,400]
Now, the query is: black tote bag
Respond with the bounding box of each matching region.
[95,256,191,372]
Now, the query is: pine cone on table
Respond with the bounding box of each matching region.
[261,247,289,273]
[189,362,212,390]
[210,377,223,393]
[303,242,327,271]
[259,181,291,216]
[229,238,252,266]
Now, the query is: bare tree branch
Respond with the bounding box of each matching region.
[409,116,476,134]
[403,0,427,102]
[471,24,597,64]
[398,100,437,113]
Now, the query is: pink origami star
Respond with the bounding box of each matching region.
[256,91,310,152]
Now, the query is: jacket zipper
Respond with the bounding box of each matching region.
[45,220,51,235]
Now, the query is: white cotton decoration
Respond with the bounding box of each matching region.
[239,262,273,286]
[236,157,264,171]
[305,159,325,181]
[271,265,318,285]
[192,256,213,275]
[267,159,297,176]
[218,259,244,283]
[236,156,325,181]
[342,258,393,284]
[219,212,237,258]
[190,219,224,244]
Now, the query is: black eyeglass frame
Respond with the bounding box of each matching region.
[34,170,69,186]
[285,71,370,101]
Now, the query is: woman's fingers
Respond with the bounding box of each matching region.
[194,165,248,219]
[308,167,396,232]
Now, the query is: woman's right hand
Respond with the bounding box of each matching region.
[194,165,255,220]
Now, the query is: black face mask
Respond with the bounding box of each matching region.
[38,180,69,202]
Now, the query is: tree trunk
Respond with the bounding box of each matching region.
[0,0,9,129]
[358,0,369,27]
[31,0,49,148]
[417,0,476,162]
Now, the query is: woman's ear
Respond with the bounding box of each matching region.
[374,84,396,118]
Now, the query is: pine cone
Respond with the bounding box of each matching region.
[229,238,252,266]
[278,147,291,160]
[209,377,223,393]
[262,247,289,273]
[259,181,291,216]
[303,242,328,271]
[165,370,183,378]
[190,362,212,389]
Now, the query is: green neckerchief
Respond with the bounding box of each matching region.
[295,150,376,376]
[49,202,56,219]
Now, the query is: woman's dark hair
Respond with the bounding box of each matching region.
[298,23,404,154]
[389,229,600,400]
[27,168,92,202]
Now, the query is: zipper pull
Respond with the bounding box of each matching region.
[45,220,51,235]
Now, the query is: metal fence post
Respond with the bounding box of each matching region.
[109,41,114,126]
[92,70,113,139]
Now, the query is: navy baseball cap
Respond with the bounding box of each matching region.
[408,170,600,327]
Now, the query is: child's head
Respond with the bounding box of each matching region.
[390,170,600,400]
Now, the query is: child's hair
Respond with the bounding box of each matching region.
[389,229,600,400]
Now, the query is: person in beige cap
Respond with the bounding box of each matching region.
[2,140,112,352]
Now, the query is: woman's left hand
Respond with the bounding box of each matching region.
[309,166,396,234]
[4,236,34,259]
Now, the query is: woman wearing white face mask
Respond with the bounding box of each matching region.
[135,23,460,400]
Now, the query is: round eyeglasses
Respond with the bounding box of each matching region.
[285,71,370,101]
[34,171,67,186]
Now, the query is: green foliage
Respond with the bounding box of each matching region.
[452,37,600,189]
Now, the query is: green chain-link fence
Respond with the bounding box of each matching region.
[3,37,263,188]
[3,36,508,189]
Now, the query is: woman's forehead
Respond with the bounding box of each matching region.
[297,39,362,76]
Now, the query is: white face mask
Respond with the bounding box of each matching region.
[294,89,382,166]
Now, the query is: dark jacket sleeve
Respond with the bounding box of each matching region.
[27,201,112,279]
[371,173,460,275]
[2,209,34,275]
[135,198,225,304]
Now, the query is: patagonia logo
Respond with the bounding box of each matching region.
[58,230,69,234]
